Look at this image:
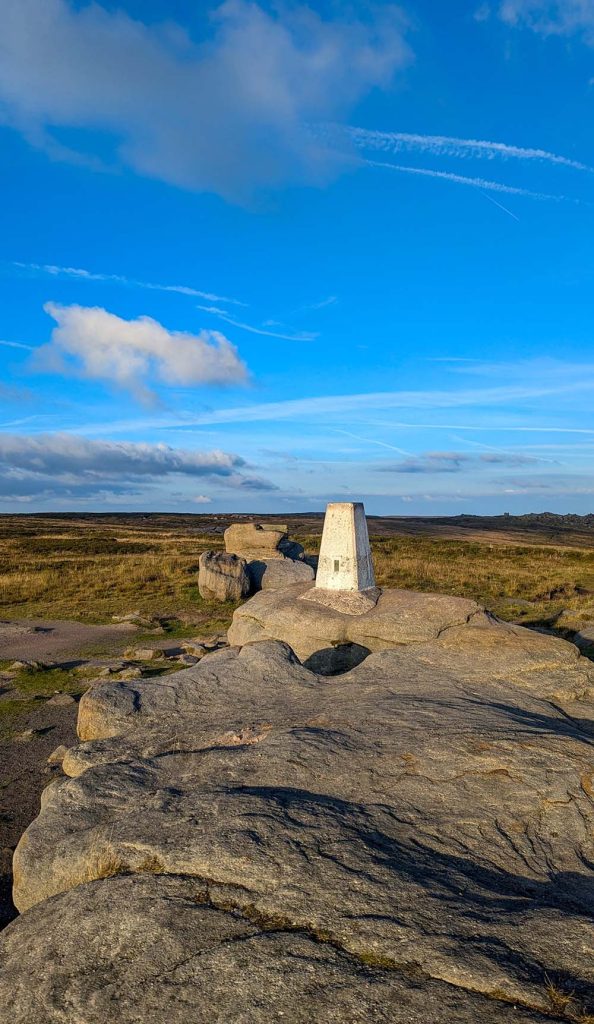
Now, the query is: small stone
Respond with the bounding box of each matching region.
[9,660,43,672]
[47,745,68,764]
[125,648,164,661]
[181,642,208,658]
[118,668,144,680]
[47,693,76,707]
[175,654,199,666]
[95,662,129,677]
[14,728,42,742]
[202,634,228,646]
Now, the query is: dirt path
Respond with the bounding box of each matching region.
[0,617,140,931]
[0,619,138,664]
[0,701,78,930]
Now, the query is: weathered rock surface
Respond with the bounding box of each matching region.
[198,551,250,603]
[0,874,561,1024]
[224,522,305,562]
[247,556,314,591]
[573,624,594,657]
[9,622,594,1017]
[228,583,491,671]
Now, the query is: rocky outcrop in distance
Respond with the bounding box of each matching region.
[199,522,314,602]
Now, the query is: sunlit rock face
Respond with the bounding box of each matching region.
[4,620,594,1021]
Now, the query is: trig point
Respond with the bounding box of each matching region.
[302,502,380,614]
[316,502,376,591]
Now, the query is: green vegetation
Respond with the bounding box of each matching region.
[12,666,89,698]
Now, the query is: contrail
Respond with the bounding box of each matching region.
[333,428,414,456]
[475,188,520,221]
[367,160,565,200]
[346,126,591,172]
[0,339,33,350]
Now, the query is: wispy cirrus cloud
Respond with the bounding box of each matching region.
[366,159,568,201]
[13,261,246,307]
[196,305,318,342]
[77,375,594,436]
[332,428,413,456]
[12,262,331,340]
[34,303,249,403]
[345,124,591,172]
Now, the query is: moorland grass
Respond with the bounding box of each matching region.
[302,532,594,632]
[12,666,90,698]
[1,517,594,637]
[0,524,227,622]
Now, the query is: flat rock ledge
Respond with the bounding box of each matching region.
[229,584,496,672]
[2,599,594,1022]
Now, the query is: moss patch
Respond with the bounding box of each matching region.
[13,667,89,698]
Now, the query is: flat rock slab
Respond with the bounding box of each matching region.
[0,874,561,1024]
[10,627,594,1015]
[229,584,509,672]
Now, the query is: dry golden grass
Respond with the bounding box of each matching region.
[297,531,594,634]
[0,523,226,622]
[1,516,594,641]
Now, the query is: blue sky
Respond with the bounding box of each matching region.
[1,0,594,515]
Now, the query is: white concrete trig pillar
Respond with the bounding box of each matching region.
[315,502,376,592]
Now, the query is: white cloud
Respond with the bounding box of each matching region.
[193,494,213,504]
[0,433,244,477]
[0,0,411,201]
[498,1,594,42]
[34,303,249,402]
[0,433,276,498]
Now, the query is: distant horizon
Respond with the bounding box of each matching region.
[1,507,592,520]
